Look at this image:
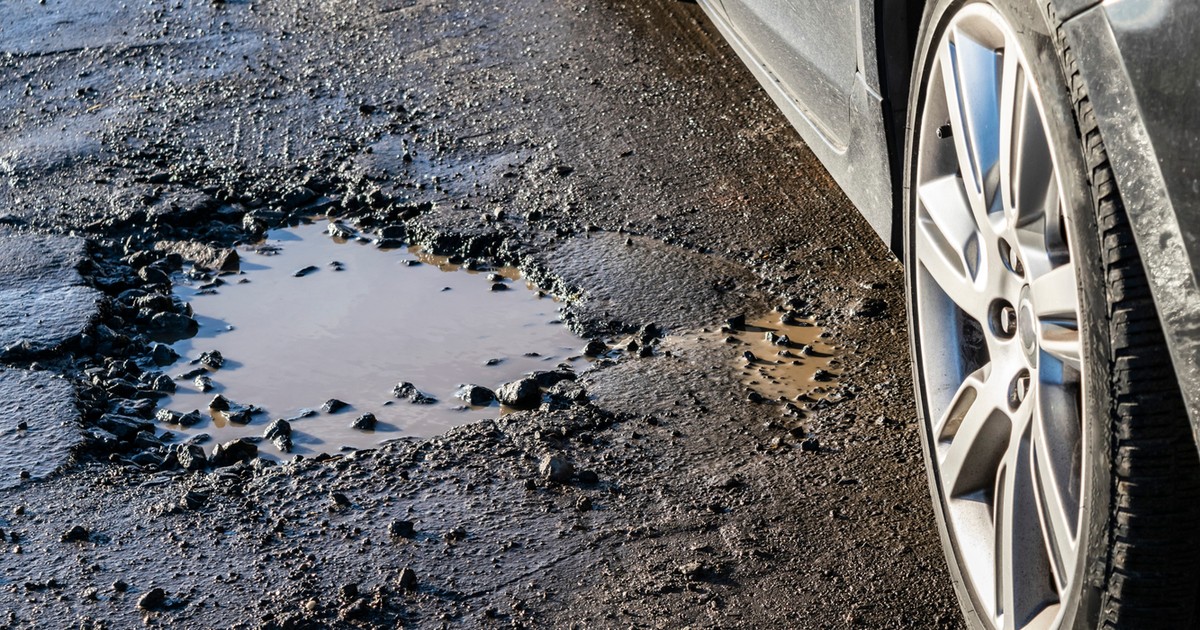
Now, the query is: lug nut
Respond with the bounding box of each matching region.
[1009,370,1031,409]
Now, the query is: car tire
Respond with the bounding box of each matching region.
[902,1,1200,628]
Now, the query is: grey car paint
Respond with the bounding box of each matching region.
[699,0,1200,429]
[697,0,895,246]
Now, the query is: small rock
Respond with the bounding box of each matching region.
[294,265,319,278]
[209,438,257,466]
[538,455,574,484]
[679,561,710,580]
[489,283,509,291]
[396,567,418,591]
[582,339,608,357]
[393,382,436,404]
[263,419,291,440]
[137,587,166,610]
[193,375,214,392]
[177,410,202,427]
[388,520,416,539]
[455,385,495,406]
[575,497,592,512]
[61,525,89,543]
[150,343,179,366]
[148,312,197,338]
[326,222,355,239]
[350,413,376,430]
[177,444,207,471]
[330,492,351,508]
[321,398,349,413]
[495,377,540,409]
[198,350,224,369]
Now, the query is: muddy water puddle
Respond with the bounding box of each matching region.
[727,313,840,410]
[159,221,582,458]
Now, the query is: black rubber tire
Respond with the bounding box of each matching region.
[1044,4,1200,628]
[903,1,1200,628]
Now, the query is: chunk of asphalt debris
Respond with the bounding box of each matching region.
[726,314,746,329]
[531,369,575,387]
[60,525,89,543]
[350,413,377,431]
[293,265,319,277]
[262,418,292,454]
[154,408,203,427]
[137,587,167,610]
[582,339,608,357]
[176,444,207,471]
[388,519,416,539]
[396,567,418,591]
[490,282,509,291]
[326,221,355,239]
[496,377,540,409]
[455,385,496,406]
[210,438,258,466]
[321,399,349,413]
[538,455,575,484]
[197,350,224,369]
[392,382,436,404]
[193,375,214,392]
[148,312,197,339]
[208,394,230,411]
[150,343,179,366]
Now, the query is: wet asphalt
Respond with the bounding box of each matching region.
[0,0,963,627]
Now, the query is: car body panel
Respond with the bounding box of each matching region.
[701,0,1199,431]
[1060,0,1200,429]
[719,0,858,148]
[696,0,896,245]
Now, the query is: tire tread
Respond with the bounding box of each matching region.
[1045,5,1200,627]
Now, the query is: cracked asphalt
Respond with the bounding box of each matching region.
[0,0,963,627]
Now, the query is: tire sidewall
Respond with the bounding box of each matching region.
[902,1,1113,627]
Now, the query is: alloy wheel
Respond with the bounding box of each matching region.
[912,4,1086,628]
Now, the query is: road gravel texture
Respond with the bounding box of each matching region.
[0,0,963,627]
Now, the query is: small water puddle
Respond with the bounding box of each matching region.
[158,221,582,458]
[728,313,840,408]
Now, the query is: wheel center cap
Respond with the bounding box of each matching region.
[1018,289,1037,363]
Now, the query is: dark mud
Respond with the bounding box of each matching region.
[0,0,961,627]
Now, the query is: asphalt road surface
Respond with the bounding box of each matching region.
[0,0,963,627]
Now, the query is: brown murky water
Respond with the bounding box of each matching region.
[728,313,839,405]
[160,221,583,458]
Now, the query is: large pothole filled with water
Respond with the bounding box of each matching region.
[156,221,585,459]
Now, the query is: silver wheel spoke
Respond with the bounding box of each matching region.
[937,366,1012,497]
[1030,264,1081,371]
[995,420,1051,630]
[1032,392,1079,590]
[916,175,992,322]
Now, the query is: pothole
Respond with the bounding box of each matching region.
[726,312,841,410]
[156,221,583,458]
